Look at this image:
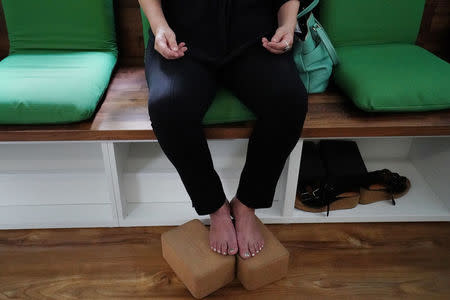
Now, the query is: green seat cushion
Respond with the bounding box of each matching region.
[0,51,117,124]
[319,0,425,47]
[202,89,256,125]
[140,8,256,125]
[334,44,450,112]
[3,0,117,53]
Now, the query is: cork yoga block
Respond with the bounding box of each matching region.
[237,217,290,290]
[161,219,235,299]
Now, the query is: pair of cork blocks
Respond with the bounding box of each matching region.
[161,218,289,299]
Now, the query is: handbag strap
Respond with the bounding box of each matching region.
[314,21,340,65]
[297,0,320,19]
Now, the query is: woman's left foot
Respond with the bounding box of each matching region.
[230,196,264,259]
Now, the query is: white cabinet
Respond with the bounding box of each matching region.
[0,136,448,229]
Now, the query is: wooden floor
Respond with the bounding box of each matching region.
[0,222,449,299]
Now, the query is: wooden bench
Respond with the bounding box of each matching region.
[0,0,449,229]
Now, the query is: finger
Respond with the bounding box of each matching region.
[262,37,282,53]
[166,32,179,52]
[163,44,182,59]
[157,34,181,59]
[271,30,284,43]
[267,39,290,51]
[169,42,187,57]
[177,42,188,54]
[155,37,175,59]
[268,35,292,51]
[263,42,284,54]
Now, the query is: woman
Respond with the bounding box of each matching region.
[140,0,307,260]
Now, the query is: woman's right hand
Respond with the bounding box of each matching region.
[154,25,188,59]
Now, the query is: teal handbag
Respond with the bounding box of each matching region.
[292,0,339,94]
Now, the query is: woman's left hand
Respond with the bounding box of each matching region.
[262,25,294,54]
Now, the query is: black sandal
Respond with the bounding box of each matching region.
[296,179,360,216]
[359,168,411,205]
[295,140,363,216]
[295,141,326,211]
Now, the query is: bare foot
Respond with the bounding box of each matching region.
[209,200,238,256]
[230,196,264,259]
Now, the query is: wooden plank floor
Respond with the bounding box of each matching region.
[0,223,449,299]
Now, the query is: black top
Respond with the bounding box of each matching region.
[155,0,291,66]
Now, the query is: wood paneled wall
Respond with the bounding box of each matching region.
[0,0,448,64]
[417,0,450,62]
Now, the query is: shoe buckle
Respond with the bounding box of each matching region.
[312,188,320,198]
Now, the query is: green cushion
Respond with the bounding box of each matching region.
[3,0,117,53]
[0,51,117,124]
[320,0,425,47]
[140,8,256,125]
[334,44,450,112]
[203,89,256,125]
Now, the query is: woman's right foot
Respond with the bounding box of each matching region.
[209,200,238,256]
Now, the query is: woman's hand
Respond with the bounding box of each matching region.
[262,0,299,54]
[261,25,294,54]
[139,0,187,59]
[154,25,188,59]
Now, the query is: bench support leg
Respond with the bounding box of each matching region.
[102,142,130,222]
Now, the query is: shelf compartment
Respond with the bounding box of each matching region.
[291,137,450,223]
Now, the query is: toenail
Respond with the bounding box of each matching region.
[244,252,250,257]
[213,248,216,251]
[222,252,226,255]
[252,253,255,257]
[256,250,259,253]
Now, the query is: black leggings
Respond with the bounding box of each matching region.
[145,41,308,215]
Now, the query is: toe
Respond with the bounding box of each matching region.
[228,241,238,255]
[253,242,259,255]
[260,241,264,251]
[239,244,251,260]
[217,242,222,254]
[221,242,228,255]
[249,243,257,257]
[213,242,218,253]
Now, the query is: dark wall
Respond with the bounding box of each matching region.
[0,2,8,59]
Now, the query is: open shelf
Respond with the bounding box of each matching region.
[291,159,450,222]
[0,142,116,228]
[114,140,287,226]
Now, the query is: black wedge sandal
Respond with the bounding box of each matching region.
[295,140,363,216]
[295,141,326,212]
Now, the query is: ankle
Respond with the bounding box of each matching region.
[231,196,255,218]
[210,200,230,219]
